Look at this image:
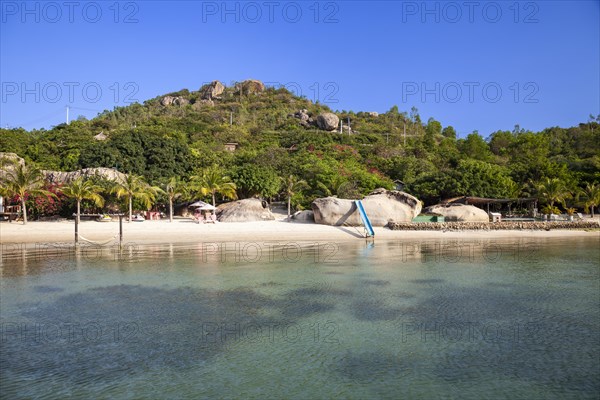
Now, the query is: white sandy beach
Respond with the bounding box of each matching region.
[1,215,598,245]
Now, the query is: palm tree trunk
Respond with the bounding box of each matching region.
[77,200,81,224]
[169,197,174,222]
[129,196,132,223]
[21,197,27,225]
[287,196,291,221]
[212,192,216,207]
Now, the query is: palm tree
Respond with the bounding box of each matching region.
[0,164,54,224]
[534,178,571,210]
[61,178,105,224]
[504,180,527,215]
[282,175,308,221]
[0,154,18,172]
[0,156,19,199]
[315,175,350,198]
[578,182,600,218]
[0,160,13,198]
[111,175,160,222]
[163,177,187,222]
[191,166,237,206]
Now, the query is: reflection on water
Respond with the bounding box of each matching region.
[1,238,599,399]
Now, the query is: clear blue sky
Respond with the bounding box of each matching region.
[1,0,599,137]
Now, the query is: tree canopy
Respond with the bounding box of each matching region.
[1,84,598,215]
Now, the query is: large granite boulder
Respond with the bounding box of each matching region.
[44,167,128,184]
[200,80,225,100]
[0,154,127,185]
[311,189,421,226]
[316,113,340,131]
[425,204,489,222]
[217,198,275,222]
[0,152,25,169]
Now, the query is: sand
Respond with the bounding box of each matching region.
[1,215,598,246]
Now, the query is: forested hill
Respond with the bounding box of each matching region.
[1,79,599,207]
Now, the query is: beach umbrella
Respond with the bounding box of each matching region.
[188,201,217,216]
[189,200,210,208]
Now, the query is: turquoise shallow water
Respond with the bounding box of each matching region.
[1,237,599,399]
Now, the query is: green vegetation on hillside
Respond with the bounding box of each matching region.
[1,82,599,216]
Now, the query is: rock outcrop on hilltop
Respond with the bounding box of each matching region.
[200,80,225,100]
[236,79,266,95]
[424,203,489,222]
[290,110,341,131]
[311,188,422,226]
[217,198,275,222]
[160,96,189,106]
[159,79,264,108]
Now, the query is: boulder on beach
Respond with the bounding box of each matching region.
[424,203,489,222]
[292,210,315,223]
[311,188,421,226]
[217,198,275,222]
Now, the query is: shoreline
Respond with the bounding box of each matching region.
[1,219,598,245]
